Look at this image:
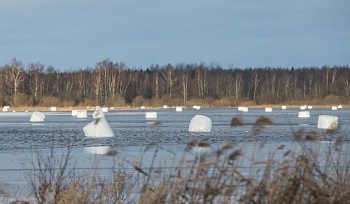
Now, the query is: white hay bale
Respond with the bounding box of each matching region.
[300,105,307,110]
[307,106,313,109]
[331,106,338,110]
[163,105,168,109]
[30,111,45,122]
[189,115,212,132]
[2,107,9,112]
[145,112,157,119]
[176,107,183,112]
[238,106,248,112]
[71,110,78,116]
[281,106,287,110]
[93,107,105,119]
[49,107,56,111]
[84,146,111,154]
[338,105,343,109]
[298,111,310,118]
[317,115,338,130]
[265,107,273,112]
[77,110,88,118]
[83,118,114,137]
[140,106,145,109]
[193,105,201,110]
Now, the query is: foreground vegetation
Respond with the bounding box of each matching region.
[3,116,347,204]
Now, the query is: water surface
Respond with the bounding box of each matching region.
[0,107,347,151]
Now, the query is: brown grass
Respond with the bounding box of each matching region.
[10,116,350,203]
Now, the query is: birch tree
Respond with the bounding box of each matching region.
[331,67,337,94]
[28,62,44,104]
[197,67,209,98]
[342,69,350,97]
[234,72,243,100]
[161,64,177,99]
[4,59,25,104]
[282,71,292,99]
[92,68,102,104]
[252,69,261,101]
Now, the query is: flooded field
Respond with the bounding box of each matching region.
[0,107,349,203]
[0,107,348,151]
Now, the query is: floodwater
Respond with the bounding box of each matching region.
[0,107,349,202]
[0,107,348,151]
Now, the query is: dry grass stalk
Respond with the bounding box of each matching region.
[230,116,244,127]
[252,116,273,135]
[20,116,350,203]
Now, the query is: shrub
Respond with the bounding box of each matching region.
[40,96,60,107]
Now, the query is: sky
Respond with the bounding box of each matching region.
[0,0,349,70]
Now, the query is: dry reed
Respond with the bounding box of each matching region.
[12,116,350,204]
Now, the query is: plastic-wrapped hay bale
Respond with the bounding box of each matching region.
[145,112,157,119]
[298,111,310,118]
[2,106,10,112]
[193,105,201,110]
[265,107,272,112]
[238,106,248,112]
[83,118,114,137]
[176,107,183,112]
[93,107,105,119]
[331,106,338,110]
[49,107,56,111]
[189,115,212,132]
[281,106,287,110]
[71,110,78,116]
[30,111,45,122]
[317,115,338,130]
[77,110,88,118]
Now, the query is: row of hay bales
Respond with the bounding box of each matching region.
[140,105,201,110]
[237,106,339,130]
[28,104,339,138]
[237,105,343,113]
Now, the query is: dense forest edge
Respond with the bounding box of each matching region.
[1,58,349,110]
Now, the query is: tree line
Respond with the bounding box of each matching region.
[0,58,349,108]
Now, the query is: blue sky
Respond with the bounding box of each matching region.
[1,0,349,70]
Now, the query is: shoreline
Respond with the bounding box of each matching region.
[3,104,345,112]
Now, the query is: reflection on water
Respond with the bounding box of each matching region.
[84,146,111,154]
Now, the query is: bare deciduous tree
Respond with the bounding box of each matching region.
[4,59,26,104]
[252,69,261,102]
